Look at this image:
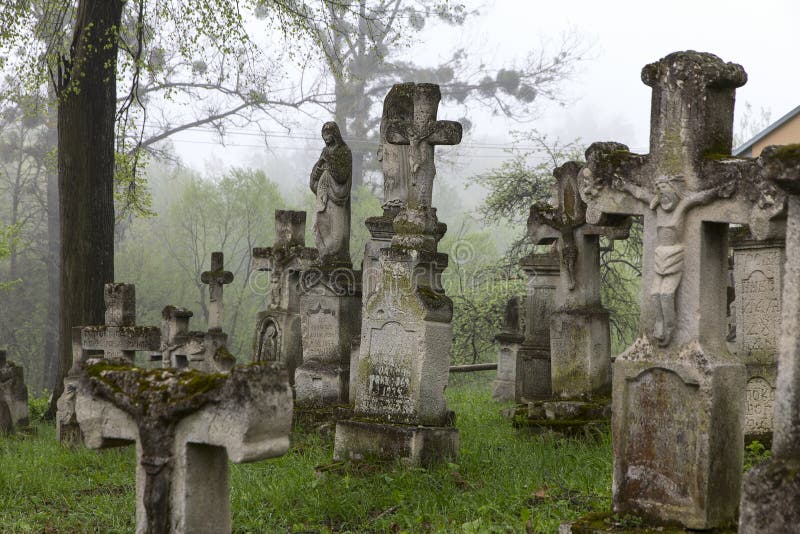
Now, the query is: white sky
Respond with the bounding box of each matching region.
[169,0,800,203]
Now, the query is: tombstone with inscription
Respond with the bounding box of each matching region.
[570,51,785,530]
[739,144,800,534]
[492,297,526,401]
[74,356,292,534]
[251,210,318,383]
[0,349,29,434]
[294,122,362,407]
[731,229,784,442]
[154,252,237,373]
[334,83,462,466]
[56,283,161,444]
[516,250,560,401]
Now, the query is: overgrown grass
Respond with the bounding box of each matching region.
[1,375,613,533]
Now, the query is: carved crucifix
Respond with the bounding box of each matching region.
[578,51,786,529]
[384,83,462,210]
[201,252,233,332]
[529,161,630,306]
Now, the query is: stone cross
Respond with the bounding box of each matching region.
[201,252,233,332]
[740,144,800,534]
[579,51,785,529]
[529,161,630,399]
[80,284,161,362]
[75,360,292,534]
[384,83,462,210]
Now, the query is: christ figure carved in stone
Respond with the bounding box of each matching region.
[310,121,352,264]
[607,175,734,347]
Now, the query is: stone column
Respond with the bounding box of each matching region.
[492,297,526,402]
[731,229,784,442]
[739,144,800,534]
[75,360,292,534]
[517,251,560,401]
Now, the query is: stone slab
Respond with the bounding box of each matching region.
[333,419,458,467]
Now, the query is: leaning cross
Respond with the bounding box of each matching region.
[75,360,292,534]
[201,252,233,332]
[579,51,785,529]
[384,83,462,210]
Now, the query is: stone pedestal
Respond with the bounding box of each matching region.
[0,349,29,434]
[251,210,319,383]
[75,360,292,534]
[492,336,525,402]
[611,339,744,529]
[295,268,362,407]
[550,307,611,399]
[731,231,784,442]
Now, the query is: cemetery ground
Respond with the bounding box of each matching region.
[1,374,621,533]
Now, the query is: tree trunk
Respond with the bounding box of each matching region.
[48,0,124,415]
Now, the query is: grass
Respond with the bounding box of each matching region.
[0,374,613,533]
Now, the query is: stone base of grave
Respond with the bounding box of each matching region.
[509,399,610,438]
[558,512,736,533]
[517,346,552,400]
[550,307,611,399]
[333,419,459,467]
[611,338,745,530]
[252,309,303,382]
[491,335,525,402]
[294,360,349,408]
[743,363,777,445]
[739,457,800,534]
[55,377,83,444]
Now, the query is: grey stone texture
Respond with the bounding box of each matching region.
[75,359,292,534]
[0,349,29,434]
[739,144,800,534]
[730,230,784,441]
[56,283,161,444]
[529,161,630,400]
[492,297,526,401]
[580,51,786,529]
[516,251,561,401]
[251,210,318,383]
[295,268,362,407]
[156,252,237,373]
[310,121,352,266]
[334,83,462,466]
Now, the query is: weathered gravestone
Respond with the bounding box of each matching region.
[0,349,29,434]
[334,83,462,466]
[294,122,362,407]
[516,250,561,401]
[251,210,318,382]
[739,144,800,534]
[75,358,292,534]
[56,283,161,443]
[575,51,785,529]
[731,229,784,442]
[154,252,237,373]
[154,252,236,372]
[529,161,631,401]
[492,297,526,401]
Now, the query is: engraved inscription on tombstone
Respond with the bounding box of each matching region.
[359,322,415,419]
[744,377,775,436]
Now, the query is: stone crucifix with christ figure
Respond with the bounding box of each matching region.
[528,161,630,400]
[578,51,785,530]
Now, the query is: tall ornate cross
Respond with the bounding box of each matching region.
[579,51,786,529]
[384,83,462,210]
[201,252,233,332]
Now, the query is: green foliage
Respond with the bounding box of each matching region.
[0,381,614,532]
[0,223,21,291]
[743,440,772,471]
[27,389,50,423]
